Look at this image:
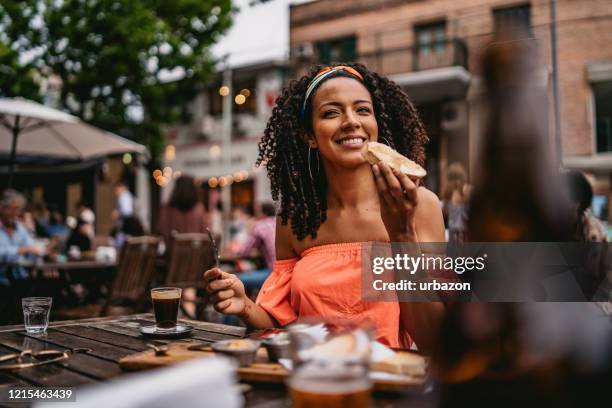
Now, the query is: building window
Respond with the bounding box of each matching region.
[594,80,612,153]
[493,4,532,37]
[415,21,446,56]
[316,36,356,65]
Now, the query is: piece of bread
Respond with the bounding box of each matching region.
[371,352,427,377]
[362,142,427,179]
[309,334,357,355]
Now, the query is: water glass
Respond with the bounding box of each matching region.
[22,297,52,334]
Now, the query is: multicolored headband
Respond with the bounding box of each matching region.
[300,66,364,122]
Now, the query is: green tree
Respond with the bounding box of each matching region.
[0,0,233,159]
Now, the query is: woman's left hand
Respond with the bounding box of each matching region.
[372,161,419,241]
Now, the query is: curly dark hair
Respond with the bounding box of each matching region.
[256,62,428,240]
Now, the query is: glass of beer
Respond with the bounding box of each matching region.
[151,287,182,331]
[288,321,372,408]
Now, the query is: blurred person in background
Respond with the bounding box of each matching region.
[76,200,96,232]
[0,190,40,284]
[565,170,608,242]
[0,190,45,323]
[157,175,208,248]
[208,200,224,241]
[20,206,37,237]
[113,215,145,250]
[46,206,70,244]
[66,218,93,253]
[114,180,134,219]
[226,205,251,254]
[32,201,50,238]
[442,162,471,243]
[237,202,277,296]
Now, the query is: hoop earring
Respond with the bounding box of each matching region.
[308,147,320,181]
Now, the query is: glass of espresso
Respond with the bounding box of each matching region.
[151,287,182,330]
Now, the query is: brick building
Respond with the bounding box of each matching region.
[290,0,612,221]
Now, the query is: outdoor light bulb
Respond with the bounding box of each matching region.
[157,176,168,186]
[235,94,246,105]
[209,145,221,159]
[241,170,249,179]
[219,177,228,187]
[208,177,219,188]
[153,169,162,179]
[233,172,242,182]
[219,86,230,96]
[122,153,132,165]
[173,170,182,178]
[240,89,251,97]
[163,166,172,177]
[226,175,234,185]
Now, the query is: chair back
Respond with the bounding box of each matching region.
[109,236,160,301]
[165,233,216,288]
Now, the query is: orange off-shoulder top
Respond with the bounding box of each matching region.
[255,242,412,348]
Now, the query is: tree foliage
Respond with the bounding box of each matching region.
[0,0,233,159]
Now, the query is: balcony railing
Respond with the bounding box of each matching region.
[357,38,468,76]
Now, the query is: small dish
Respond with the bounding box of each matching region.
[211,339,261,367]
[140,324,193,339]
[262,333,290,363]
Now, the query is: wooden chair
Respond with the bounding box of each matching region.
[165,232,216,319]
[54,236,160,319]
[100,236,160,316]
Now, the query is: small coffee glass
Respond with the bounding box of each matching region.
[22,297,52,334]
[151,287,182,331]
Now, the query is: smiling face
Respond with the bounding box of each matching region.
[308,76,378,170]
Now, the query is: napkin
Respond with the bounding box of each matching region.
[36,356,242,408]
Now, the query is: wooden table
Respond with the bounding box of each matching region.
[32,260,116,272]
[0,314,433,407]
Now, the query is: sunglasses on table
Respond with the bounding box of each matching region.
[0,348,91,370]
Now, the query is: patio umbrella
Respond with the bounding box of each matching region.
[0,97,148,188]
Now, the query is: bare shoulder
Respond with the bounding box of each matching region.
[417,186,441,207]
[275,216,299,260]
[415,187,445,242]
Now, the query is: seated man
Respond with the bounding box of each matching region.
[0,190,41,323]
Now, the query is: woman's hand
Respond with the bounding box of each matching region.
[203,267,248,315]
[372,161,419,241]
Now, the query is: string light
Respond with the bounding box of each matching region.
[219,86,229,96]
[208,177,219,188]
[234,94,246,105]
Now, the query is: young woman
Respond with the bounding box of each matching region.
[442,162,471,244]
[204,63,445,352]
